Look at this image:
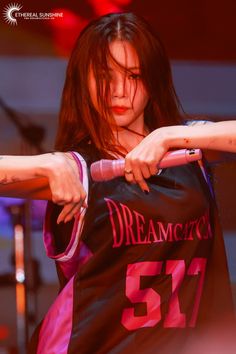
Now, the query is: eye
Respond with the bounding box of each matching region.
[128,73,141,80]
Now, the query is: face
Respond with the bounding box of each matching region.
[88,40,149,132]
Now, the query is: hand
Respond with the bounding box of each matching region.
[124,128,169,192]
[45,152,87,223]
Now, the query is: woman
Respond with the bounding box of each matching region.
[29,12,236,353]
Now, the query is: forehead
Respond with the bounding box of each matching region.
[108,40,140,69]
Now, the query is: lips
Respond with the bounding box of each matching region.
[111,106,129,114]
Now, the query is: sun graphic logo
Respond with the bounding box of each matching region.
[3,3,23,25]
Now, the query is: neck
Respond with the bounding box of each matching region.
[113,124,148,153]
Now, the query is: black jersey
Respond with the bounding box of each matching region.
[31,147,235,354]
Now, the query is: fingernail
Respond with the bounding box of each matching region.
[64,216,73,223]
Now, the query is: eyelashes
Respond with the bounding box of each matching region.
[128,73,141,80]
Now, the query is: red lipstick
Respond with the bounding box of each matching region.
[111,106,129,114]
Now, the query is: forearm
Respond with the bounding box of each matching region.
[0,152,86,219]
[162,121,236,152]
[125,120,236,192]
[0,153,54,185]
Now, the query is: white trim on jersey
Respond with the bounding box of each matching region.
[48,152,89,263]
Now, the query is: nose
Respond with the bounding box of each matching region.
[111,74,127,98]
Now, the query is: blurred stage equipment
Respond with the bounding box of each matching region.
[0,97,45,154]
[0,96,46,352]
[10,203,27,354]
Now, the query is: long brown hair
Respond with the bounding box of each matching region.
[55,12,184,157]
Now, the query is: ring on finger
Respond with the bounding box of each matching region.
[124,169,133,174]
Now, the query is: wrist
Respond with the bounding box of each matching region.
[35,153,57,179]
[161,125,190,149]
[155,126,184,150]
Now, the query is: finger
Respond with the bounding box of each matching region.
[131,167,150,193]
[140,163,152,179]
[124,169,135,183]
[57,205,77,224]
[63,207,80,223]
[139,156,159,176]
[52,185,86,205]
[124,156,151,190]
[124,162,134,183]
[149,163,159,176]
[57,202,83,224]
[57,204,73,224]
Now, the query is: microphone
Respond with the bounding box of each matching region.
[90,148,202,182]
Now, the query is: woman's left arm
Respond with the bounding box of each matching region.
[125,120,236,192]
[162,120,236,152]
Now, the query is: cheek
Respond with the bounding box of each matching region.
[133,85,149,111]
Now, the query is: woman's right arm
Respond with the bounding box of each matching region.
[0,152,87,223]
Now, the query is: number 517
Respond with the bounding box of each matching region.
[121,258,207,330]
